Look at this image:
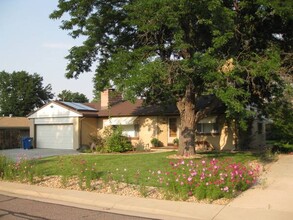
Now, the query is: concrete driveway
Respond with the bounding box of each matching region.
[0,148,80,161]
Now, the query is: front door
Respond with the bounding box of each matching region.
[168,117,178,144]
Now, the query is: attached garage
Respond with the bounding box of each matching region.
[36,124,73,149]
[28,101,98,150]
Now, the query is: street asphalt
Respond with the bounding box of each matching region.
[0,154,292,219]
[0,194,153,220]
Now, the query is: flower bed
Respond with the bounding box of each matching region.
[152,158,260,201]
[0,154,261,204]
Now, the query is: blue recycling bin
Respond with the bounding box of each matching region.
[22,137,33,149]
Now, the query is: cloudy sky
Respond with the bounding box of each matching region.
[0,0,95,101]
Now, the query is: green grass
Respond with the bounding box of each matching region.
[34,151,260,186]
[35,152,174,185]
[198,151,259,163]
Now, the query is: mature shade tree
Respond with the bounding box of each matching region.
[0,71,53,116]
[57,89,89,103]
[50,0,292,155]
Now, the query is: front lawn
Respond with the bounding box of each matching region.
[0,151,264,202]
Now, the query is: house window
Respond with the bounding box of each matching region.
[121,124,139,138]
[169,118,178,137]
[196,123,219,134]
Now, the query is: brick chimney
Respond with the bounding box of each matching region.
[100,89,123,110]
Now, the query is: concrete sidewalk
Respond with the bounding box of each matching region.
[215,154,293,220]
[0,155,292,220]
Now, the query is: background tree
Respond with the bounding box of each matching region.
[0,71,53,116]
[57,89,89,103]
[267,100,293,144]
[50,0,292,155]
[267,52,293,144]
[91,89,101,103]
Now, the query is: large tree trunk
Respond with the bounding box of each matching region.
[176,86,222,156]
[176,85,198,156]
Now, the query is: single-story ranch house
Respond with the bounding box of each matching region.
[28,89,266,151]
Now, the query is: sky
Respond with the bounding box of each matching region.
[0,0,95,101]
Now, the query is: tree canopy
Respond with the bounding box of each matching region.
[57,89,89,103]
[0,71,53,116]
[51,0,292,154]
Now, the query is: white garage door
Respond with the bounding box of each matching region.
[36,124,73,149]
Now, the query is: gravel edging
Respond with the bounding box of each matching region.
[2,176,231,205]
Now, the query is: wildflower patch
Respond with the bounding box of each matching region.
[153,158,260,201]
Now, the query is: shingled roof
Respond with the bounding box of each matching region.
[98,99,179,117]
[97,95,224,117]
[44,95,224,118]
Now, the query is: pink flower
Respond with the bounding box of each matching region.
[187,177,192,182]
[223,186,229,192]
[191,171,197,176]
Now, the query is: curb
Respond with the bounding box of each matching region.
[0,181,224,220]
